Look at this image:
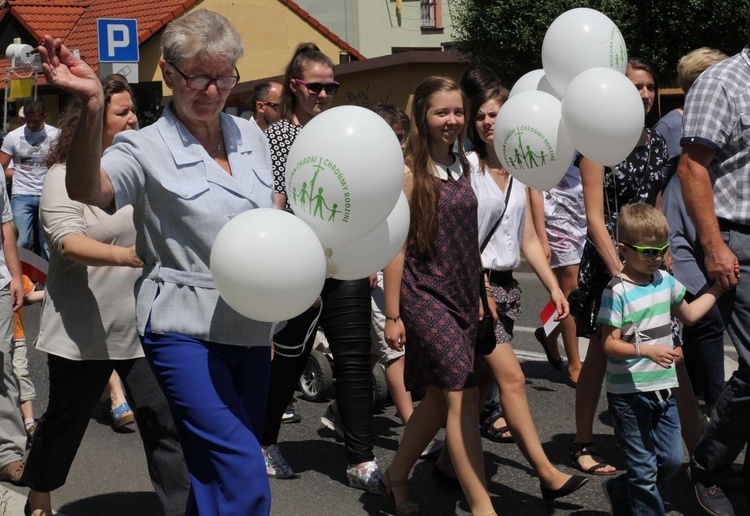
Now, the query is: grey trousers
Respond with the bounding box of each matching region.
[0,286,26,466]
[691,225,750,497]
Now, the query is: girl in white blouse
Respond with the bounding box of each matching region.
[465,86,588,502]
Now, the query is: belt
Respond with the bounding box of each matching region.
[485,269,513,286]
[717,218,750,233]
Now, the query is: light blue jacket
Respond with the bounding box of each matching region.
[102,103,276,346]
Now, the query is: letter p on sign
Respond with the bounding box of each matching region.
[107,25,129,57]
[97,19,139,63]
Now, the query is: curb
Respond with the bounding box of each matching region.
[0,486,26,516]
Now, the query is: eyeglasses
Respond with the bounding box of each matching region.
[258,101,279,108]
[167,61,240,91]
[622,242,670,259]
[293,78,340,95]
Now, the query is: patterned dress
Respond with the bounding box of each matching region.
[401,168,480,392]
[578,128,668,328]
[266,118,302,209]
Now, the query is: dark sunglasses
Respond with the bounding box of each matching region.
[622,242,670,259]
[167,61,240,91]
[293,78,340,95]
[258,101,278,108]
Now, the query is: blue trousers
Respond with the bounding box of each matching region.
[11,194,48,260]
[607,391,683,515]
[142,325,272,516]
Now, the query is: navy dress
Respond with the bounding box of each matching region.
[401,169,480,392]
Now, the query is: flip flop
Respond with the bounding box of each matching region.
[534,327,564,371]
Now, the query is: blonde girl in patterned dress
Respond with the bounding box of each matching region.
[382,76,495,516]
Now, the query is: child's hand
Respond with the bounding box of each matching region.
[642,345,679,369]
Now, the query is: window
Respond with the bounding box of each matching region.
[420,0,442,29]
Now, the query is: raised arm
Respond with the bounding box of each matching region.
[580,156,622,277]
[37,36,114,209]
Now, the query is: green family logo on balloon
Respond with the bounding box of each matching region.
[288,155,351,223]
[609,27,626,69]
[502,126,555,171]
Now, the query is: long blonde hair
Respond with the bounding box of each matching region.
[405,76,466,258]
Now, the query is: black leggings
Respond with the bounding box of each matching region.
[263,278,374,465]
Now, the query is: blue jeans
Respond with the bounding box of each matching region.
[11,194,48,260]
[690,223,750,499]
[607,391,683,515]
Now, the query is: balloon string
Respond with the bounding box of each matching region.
[273,301,324,358]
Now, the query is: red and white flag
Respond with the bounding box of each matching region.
[18,247,47,285]
[539,300,560,336]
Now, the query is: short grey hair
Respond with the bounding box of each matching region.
[161,9,244,67]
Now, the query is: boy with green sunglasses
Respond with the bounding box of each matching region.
[597,203,729,515]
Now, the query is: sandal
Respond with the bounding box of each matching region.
[481,411,514,443]
[378,469,421,516]
[111,402,135,430]
[570,442,617,475]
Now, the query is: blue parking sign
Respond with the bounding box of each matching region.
[97,19,139,63]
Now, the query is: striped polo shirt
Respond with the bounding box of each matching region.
[597,270,685,394]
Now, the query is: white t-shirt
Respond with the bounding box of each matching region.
[1,123,61,195]
[467,151,527,271]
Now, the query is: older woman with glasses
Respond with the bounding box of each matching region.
[38,9,276,515]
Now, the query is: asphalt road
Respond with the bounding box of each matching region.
[0,271,745,515]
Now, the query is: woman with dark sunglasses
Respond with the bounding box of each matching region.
[261,43,383,493]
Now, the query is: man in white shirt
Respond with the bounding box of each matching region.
[0,100,60,260]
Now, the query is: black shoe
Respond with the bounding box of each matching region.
[540,475,588,501]
[534,327,564,371]
[694,479,735,516]
[431,464,460,489]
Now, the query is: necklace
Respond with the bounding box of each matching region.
[209,132,223,159]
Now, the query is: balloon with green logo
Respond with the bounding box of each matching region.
[493,90,576,191]
[542,8,628,98]
[285,106,404,249]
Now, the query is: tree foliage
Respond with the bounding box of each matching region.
[452,0,750,87]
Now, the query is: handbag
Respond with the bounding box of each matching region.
[476,177,513,356]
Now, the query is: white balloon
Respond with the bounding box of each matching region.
[542,8,628,97]
[285,106,404,249]
[493,91,576,191]
[328,192,410,281]
[509,69,560,100]
[210,209,326,322]
[562,67,644,166]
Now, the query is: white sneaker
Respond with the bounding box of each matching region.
[263,444,294,479]
[346,460,382,493]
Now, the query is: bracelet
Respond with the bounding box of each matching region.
[634,341,641,358]
[386,315,400,323]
